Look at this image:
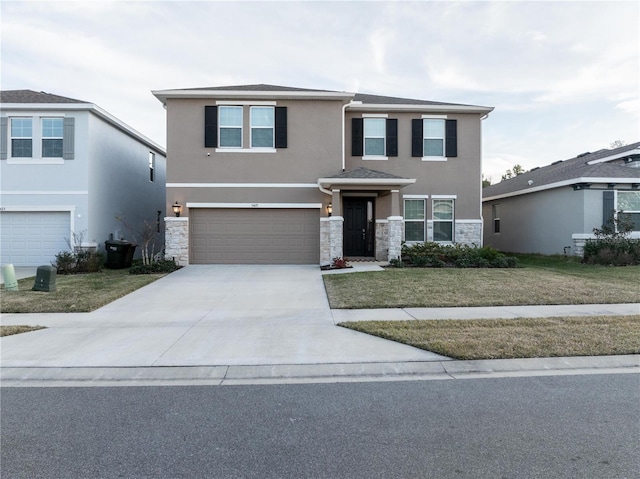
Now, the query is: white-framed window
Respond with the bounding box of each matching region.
[218,106,243,148]
[149,152,155,182]
[618,190,640,231]
[404,198,426,242]
[423,119,445,157]
[250,106,274,148]
[364,118,386,156]
[41,118,63,158]
[433,198,454,242]
[492,204,501,234]
[11,118,33,158]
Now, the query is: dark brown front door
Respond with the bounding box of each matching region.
[344,198,374,257]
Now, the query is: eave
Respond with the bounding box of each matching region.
[347,103,494,115]
[152,89,354,104]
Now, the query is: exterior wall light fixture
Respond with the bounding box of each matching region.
[172,201,182,217]
[327,203,332,217]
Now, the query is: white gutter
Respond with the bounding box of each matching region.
[342,100,362,171]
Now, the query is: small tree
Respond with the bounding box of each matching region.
[116,216,159,266]
[501,164,526,181]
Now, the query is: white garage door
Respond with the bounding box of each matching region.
[0,211,71,266]
[190,208,320,264]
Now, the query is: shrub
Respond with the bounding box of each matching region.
[582,212,640,266]
[129,259,181,275]
[53,249,103,274]
[398,242,519,268]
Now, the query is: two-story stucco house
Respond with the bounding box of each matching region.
[0,90,166,266]
[152,84,493,265]
[482,142,640,256]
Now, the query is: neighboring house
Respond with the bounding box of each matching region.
[482,142,640,256]
[0,90,166,266]
[152,84,493,265]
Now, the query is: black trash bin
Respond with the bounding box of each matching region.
[104,240,136,269]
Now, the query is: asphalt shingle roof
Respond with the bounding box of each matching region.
[0,89,87,104]
[327,167,408,180]
[483,142,640,198]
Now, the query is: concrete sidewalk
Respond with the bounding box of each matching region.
[1,264,638,386]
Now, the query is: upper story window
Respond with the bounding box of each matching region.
[218,106,243,148]
[11,118,33,157]
[351,117,397,158]
[423,119,444,156]
[42,118,64,158]
[412,117,457,159]
[364,118,386,156]
[204,105,287,151]
[250,106,274,148]
[149,151,155,182]
[1,116,74,162]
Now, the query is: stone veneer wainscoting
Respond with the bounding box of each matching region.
[165,217,189,265]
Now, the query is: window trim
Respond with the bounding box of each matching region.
[492,204,501,234]
[250,106,275,149]
[149,152,155,183]
[10,117,33,159]
[422,116,446,160]
[403,196,427,243]
[218,105,243,149]
[41,117,64,158]
[616,190,640,232]
[432,198,455,243]
[363,116,387,159]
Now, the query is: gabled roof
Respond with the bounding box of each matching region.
[318,167,416,190]
[0,89,87,104]
[353,92,479,108]
[483,142,640,201]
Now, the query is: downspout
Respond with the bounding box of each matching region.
[318,99,361,196]
[479,113,490,246]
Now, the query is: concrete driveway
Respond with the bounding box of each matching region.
[1,265,447,368]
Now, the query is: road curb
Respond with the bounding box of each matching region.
[1,355,638,387]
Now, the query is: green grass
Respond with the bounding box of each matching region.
[340,315,640,360]
[324,255,640,309]
[0,269,166,313]
[0,325,47,337]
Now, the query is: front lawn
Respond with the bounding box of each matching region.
[0,269,166,313]
[324,255,640,309]
[340,315,640,360]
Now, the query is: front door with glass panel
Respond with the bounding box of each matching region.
[344,198,375,257]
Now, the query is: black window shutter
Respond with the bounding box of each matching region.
[411,119,423,157]
[352,118,363,156]
[63,117,75,159]
[445,119,457,157]
[0,117,7,160]
[603,191,615,227]
[386,119,398,157]
[204,106,217,148]
[275,106,287,148]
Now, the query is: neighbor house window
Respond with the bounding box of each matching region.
[11,118,33,157]
[433,199,454,242]
[42,118,63,157]
[404,199,426,242]
[149,152,155,182]
[492,204,501,233]
[423,119,445,157]
[618,191,640,231]
[218,106,243,148]
[364,118,386,156]
[250,106,274,148]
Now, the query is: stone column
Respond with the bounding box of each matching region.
[165,217,189,265]
[375,219,389,261]
[320,216,344,265]
[387,216,404,261]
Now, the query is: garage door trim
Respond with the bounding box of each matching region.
[187,202,322,209]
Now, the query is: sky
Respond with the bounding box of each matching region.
[1,0,638,183]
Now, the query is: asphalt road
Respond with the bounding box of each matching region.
[2,374,638,478]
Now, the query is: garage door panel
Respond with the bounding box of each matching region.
[190,209,319,264]
[0,211,70,266]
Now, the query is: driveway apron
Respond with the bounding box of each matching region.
[1,265,446,368]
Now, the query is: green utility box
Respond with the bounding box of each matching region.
[2,264,19,291]
[32,265,57,292]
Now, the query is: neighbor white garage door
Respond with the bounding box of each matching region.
[190,208,320,264]
[0,211,71,266]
